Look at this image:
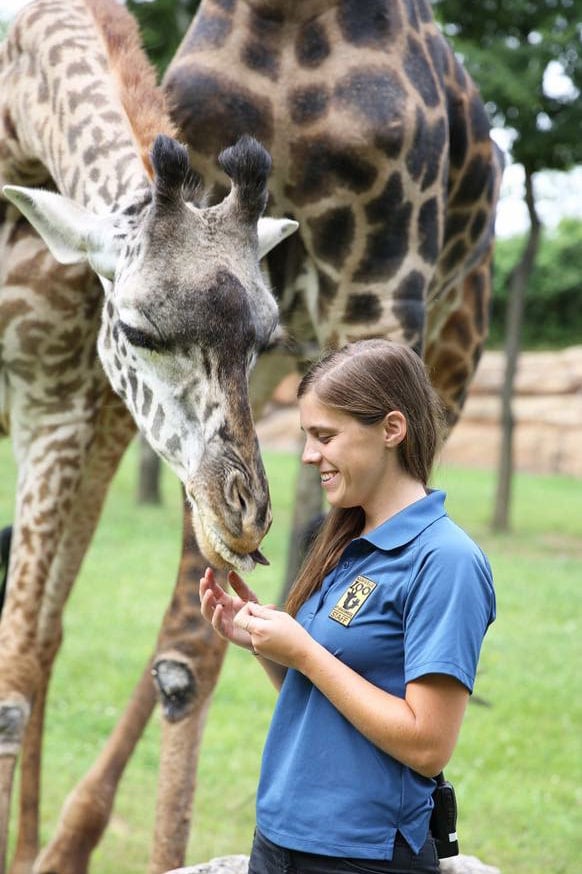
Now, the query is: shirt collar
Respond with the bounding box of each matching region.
[358,489,447,552]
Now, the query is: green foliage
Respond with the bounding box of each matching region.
[1,440,581,874]
[490,218,582,347]
[434,0,582,174]
[127,0,200,75]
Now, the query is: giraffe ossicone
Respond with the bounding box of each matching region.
[3,134,297,572]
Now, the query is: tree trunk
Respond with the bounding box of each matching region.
[492,168,542,532]
[137,434,162,505]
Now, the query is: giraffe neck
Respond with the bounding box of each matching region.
[0,0,174,212]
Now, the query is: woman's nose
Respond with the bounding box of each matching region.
[301,439,321,465]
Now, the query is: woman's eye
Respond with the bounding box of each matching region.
[118,321,160,352]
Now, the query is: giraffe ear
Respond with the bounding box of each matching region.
[2,185,121,279]
[257,216,299,259]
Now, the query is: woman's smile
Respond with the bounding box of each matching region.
[320,470,338,487]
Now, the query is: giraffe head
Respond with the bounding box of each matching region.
[3,135,297,572]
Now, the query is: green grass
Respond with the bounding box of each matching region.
[0,439,580,873]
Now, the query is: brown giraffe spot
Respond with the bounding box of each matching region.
[242,8,284,80]
[443,239,468,276]
[165,69,274,154]
[337,0,402,47]
[453,55,468,90]
[469,209,488,244]
[142,385,153,417]
[241,39,280,80]
[2,107,17,139]
[404,34,441,108]
[417,0,434,22]
[308,207,355,269]
[465,270,487,337]
[288,85,330,126]
[442,313,473,351]
[470,95,494,143]
[295,20,330,68]
[456,155,494,206]
[406,108,447,189]
[317,270,339,321]
[343,292,382,325]
[418,197,440,264]
[405,1,421,31]
[447,90,468,169]
[357,173,412,281]
[426,33,447,76]
[393,273,425,348]
[166,435,182,454]
[151,405,165,442]
[444,212,469,241]
[333,68,407,131]
[180,9,232,50]
[286,136,377,205]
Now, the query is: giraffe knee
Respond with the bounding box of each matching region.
[152,657,196,723]
[0,694,30,755]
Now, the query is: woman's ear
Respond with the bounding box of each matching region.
[383,411,407,448]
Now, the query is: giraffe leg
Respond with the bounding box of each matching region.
[36,500,228,874]
[33,662,158,874]
[0,448,82,874]
[2,400,134,874]
[10,679,50,874]
[148,504,228,874]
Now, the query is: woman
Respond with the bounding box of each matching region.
[200,339,495,873]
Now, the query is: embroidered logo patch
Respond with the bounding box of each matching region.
[329,575,377,626]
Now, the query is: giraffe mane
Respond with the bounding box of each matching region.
[85,0,178,179]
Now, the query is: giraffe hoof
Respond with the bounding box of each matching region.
[152,658,196,722]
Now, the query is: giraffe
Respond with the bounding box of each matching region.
[0,1,296,872]
[163,0,504,424]
[162,0,506,588]
[2,2,505,874]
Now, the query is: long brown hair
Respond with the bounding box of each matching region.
[285,339,446,617]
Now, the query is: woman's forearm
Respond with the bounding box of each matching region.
[254,653,287,691]
[297,638,467,777]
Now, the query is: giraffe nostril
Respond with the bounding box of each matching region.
[226,473,251,518]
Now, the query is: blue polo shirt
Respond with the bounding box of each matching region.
[256,490,495,860]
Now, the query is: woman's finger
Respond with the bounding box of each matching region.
[247,602,276,619]
[233,602,253,631]
[228,570,259,603]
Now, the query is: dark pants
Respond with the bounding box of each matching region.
[248,828,440,873]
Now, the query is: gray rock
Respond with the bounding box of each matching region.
[165,853,501,874]
[441,856,501,874]
[164,857,248,874]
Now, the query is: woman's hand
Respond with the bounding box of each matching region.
[199,567,261,651]
[233,601,315,669]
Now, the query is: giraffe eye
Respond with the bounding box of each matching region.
[117,321,161,352]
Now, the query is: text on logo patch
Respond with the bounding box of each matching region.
[329,575,377,626]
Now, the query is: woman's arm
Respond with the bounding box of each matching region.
[235,602,469,777]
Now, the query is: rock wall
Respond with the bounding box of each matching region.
[257,347,582,479]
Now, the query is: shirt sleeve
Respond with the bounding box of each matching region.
[403,534,496,693]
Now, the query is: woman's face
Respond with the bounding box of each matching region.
[299,390,398,517]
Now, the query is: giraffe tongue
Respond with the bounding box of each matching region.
[249,549,270,566]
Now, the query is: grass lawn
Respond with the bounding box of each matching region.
[0,438,580,874]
